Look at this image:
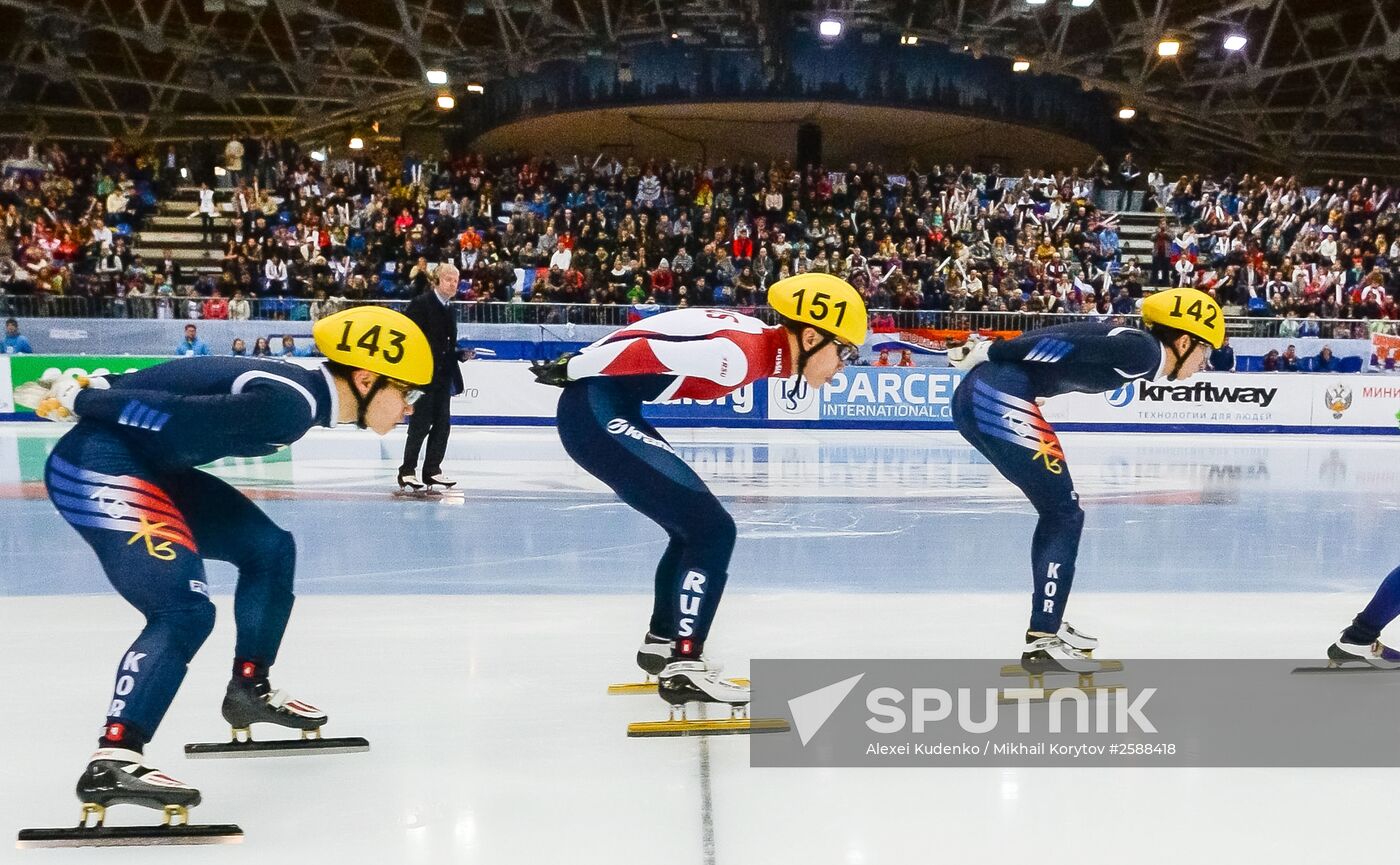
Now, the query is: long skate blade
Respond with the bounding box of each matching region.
[998,683,1125,703]
[1291,664,1400,674]
[1000,660,1124,677]
[626,717,789,738]
[608,677,749,695]
[17,824,244,849]
[184,736,370,759]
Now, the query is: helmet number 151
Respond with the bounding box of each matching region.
[792,288,848,327]
[336,320,407,364]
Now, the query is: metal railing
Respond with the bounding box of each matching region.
[0,294,1390,341]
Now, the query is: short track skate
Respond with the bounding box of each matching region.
[1002,633,1124,702]
[626,659,788,738]
[18,750,242,849]
[608,633,749,694]
[1293,640,1400,674]
[184,681,369,758]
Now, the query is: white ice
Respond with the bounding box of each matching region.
[1,425,1397,864]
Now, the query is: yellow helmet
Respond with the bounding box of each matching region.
[767,273,868,348]
[313,306,434,386]
[1140,288,1226,349]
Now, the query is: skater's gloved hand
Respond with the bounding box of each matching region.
[30,372,108,422]
[947,337,992,371]
[530,352,577,388]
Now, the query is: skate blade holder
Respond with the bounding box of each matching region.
[16,805,243,849]
[394,486,443,498]
[627,703,790,738]
[998,661,1125,703]
[184,726,371,759]
[608,676,749,695]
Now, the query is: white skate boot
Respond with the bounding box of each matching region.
[657,658,750,707]
[1022,632,1101,674]
[628,658,787,738]
[1057,622,1098,655]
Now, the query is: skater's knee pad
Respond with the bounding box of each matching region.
[241,527,296,584]
[148,600,216,660]
[1045,500,1085,533]
[686,505,736,559]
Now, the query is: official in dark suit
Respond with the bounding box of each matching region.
[398,262,464,489]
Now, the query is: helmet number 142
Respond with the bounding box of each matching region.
[1169,294,1218,328]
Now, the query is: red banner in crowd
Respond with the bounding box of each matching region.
[1371,332,1400,361]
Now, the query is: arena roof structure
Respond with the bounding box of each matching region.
[0,0,1396,172]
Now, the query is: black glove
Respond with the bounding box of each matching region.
[530,352,577,388]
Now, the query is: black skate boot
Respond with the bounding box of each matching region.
[15,750,243,848]
[185,668,368,758]
[1328,638,1400,669]
[636,632,672,676]
[423,472,457,491]
[76,748,201,823]
[221,677,328,737]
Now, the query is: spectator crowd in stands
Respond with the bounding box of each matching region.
[1,138,1397,344]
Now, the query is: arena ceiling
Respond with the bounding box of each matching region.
[0,0,1396,174]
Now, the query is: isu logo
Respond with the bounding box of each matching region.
[779,377,815,413]
[1323,383,1353,419]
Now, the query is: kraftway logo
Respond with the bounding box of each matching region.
[1104,380,1277,408]
[786,673,1156,745]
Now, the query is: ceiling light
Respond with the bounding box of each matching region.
[670,31,678,39]
[1157,38,1181,57]
[1117,107,1136,120]
[425,69,448,85]
[309,149,326,162]
[466,82,485,94]
[1012,59,1031,72]
[436,94,456,110]
[1071,0,1094,6]
[1223,34,1248,51]
[1026,0,1048,5]
[900,34,918,45]
[819,18,842,37]
[348,137,364,150]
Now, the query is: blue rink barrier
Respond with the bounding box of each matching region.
[4,357,1398,434]
[447,366,1400,435]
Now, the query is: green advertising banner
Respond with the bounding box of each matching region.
[7,355,169,414]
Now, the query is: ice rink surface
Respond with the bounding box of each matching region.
[2,423,1397,864]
